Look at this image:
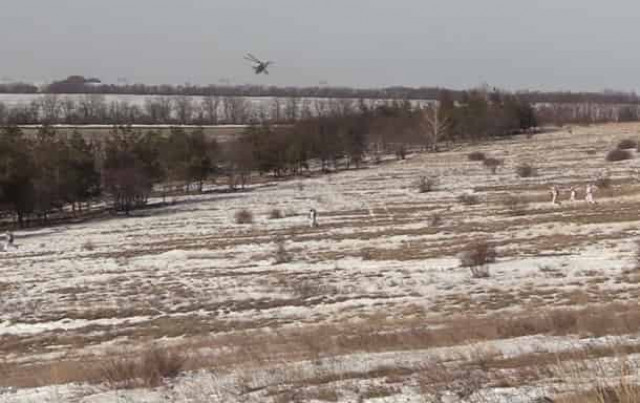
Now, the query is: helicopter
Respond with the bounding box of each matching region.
[244,53,273,75]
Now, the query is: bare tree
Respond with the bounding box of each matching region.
[60,97,78,124]
[79,94,107,123]
[175,95,194,125]
[222,96,249,124]
[41,94,60,124]
[270,97,283,123]
[421,104,451,152]
[284,96,300,122]
[0,102,6,125]
[144,96,173,124]
[313,99,329,117]
[201,95,221,125]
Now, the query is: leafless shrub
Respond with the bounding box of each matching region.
[358,385,398,400]
[268,209,283,219]
[458,193,480,205]
[617,138,637,150]
[417,176,436,193]
[460,241,496,278]
[101,356,139,389]
[82,240,95,251]
[515,163,537,178]
[553,351,640,403]
[501,194,528,216]
[139,347,187,387]
[482,157,502,174]
[429,213,443,227]
[235,209,254,224]
[468,151,486,161]
[273,237,292,265]
[606,148,632,162]
[291,279,338,299]
[100,347,187,389]
[595,176,612,189]
[585,149,598,155]
[305,387,339,402]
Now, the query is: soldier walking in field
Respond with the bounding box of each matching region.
[550,185,560,205]
[585,184,597,204]
[309,209,319,228]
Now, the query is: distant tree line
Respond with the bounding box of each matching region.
[2,76,640,105]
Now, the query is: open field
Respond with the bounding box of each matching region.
[2,123,640,402]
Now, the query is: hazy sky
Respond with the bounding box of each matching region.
[2,0,639,91]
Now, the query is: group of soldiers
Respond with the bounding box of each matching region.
[550,184,598,205]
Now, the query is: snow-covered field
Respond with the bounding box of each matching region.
[2,124,640,402]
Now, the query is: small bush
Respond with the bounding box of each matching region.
[595,176,612,189]
[469,265,490,278]
[468,151,486,161]
[458,193,480,205]
[235,209,254,224]
[417,176,436,193]
[273,237,291,265]
[515,164,537,178]
[460,241,497,268]
[101,347,187,389]
[482,158,502,174]
[501,194,528,216]
[460,241,496,278]
[140,347,187,387]
[429,213,443,227]
[585,149,597,155]
[617,138,637,150]
[82,240,95,251]
[268,209,283,220]
[606,148,633,162]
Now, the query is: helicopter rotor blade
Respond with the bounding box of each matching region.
[245,53,261,63]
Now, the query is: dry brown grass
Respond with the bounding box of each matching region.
[268,208,284,219]
[100,346,187,389]
[555,385,640,403]
[357,384,399,400]
[4,302,640,389]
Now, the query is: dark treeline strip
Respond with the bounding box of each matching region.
[2,77,640,105]
[0,89,538,228]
